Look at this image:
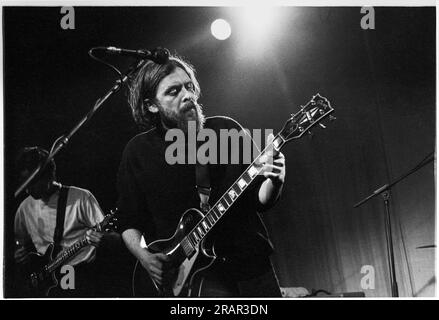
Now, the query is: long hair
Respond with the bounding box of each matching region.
[127,54,201,130]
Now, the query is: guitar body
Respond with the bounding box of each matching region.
[22,244,59,297]
[132,208,217,297]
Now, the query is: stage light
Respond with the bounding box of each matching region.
[230,6,286,60]
[241,6,279,41]
[211,19,232,40]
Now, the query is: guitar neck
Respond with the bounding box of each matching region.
[47,237,90,273]
[44,213,114,273]
[184,133,286,248]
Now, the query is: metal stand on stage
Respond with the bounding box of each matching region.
[14,47,168,198]
[354,151,434,297]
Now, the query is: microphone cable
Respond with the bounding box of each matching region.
[88,47,125,83]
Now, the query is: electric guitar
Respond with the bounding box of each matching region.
[132,94,335,297]
[21,210,117,297]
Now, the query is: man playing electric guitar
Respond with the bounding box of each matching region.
[14,147,119,297]
[117,50,286,297]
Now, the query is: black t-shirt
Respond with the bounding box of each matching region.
[116,116,273,264]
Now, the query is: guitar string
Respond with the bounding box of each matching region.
[183,136,283,249]
[45,215,112,273]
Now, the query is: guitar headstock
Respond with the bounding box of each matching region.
[279,94,334,141]
[97,208,118,232]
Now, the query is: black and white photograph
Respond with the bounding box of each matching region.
[1,2,436,301]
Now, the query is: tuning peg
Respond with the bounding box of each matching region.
[329,115,336,121]
[319,123,326,129]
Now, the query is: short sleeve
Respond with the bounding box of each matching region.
[80,190,105,227]
[14,204,32,245]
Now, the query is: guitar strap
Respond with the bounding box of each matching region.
[195,163,211,214]
[53,185,69,256]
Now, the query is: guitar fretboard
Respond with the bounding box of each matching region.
[180,134,286,255]
[47,237,89,273]
[45,214,112,273]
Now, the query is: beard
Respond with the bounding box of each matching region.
[158,100,205,133]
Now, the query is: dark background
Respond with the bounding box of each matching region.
[3,7,435,297]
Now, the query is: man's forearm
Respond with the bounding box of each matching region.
[258,178,284,210]
[122,228,146,260]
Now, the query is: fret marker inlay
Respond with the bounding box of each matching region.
[217,203,226,213]
[248,166,258,178]
[238,179,247,189]
[228,189,237,200]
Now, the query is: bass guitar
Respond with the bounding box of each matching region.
[21,210,117,297]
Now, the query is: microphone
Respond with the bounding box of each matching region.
[102,46,170,64]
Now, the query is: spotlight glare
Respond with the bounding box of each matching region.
[211,19,232,40]
[242,6,278,39]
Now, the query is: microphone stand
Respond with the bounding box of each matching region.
[14,58,146,198]
[353,151,434,297]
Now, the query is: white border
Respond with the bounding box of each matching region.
[0,0,437,7]
[0,0,437,300]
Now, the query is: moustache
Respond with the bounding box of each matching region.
[181,101,197,113]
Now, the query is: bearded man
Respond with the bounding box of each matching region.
[117,52,286,297]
